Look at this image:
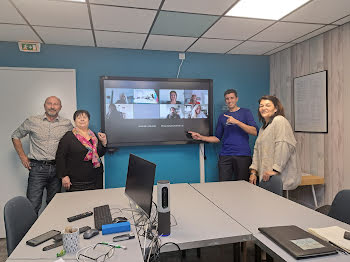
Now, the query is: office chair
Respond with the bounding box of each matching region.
[4,196,37,256]
[316,190,350,225]
[259,175,283,196]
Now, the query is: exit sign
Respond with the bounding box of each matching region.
[18,42,41,52]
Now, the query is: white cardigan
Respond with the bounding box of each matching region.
[250,115,301,190]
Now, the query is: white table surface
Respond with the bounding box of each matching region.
[191,181,350,261]
[7,183,252,260]
[7,187,144,262]
[151,183,252,252]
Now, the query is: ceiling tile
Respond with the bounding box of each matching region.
[332,15,350,26]
[283,0,350,24]
[12,0,91,29]
[188,38,242,53]
[95,31,146,49]
[34,26,94,46]
[90,0,162,9]
[151,11,218,37]
[144,35,196,52]
[264,43,295,55]
[228,41,284,55]
[293,25,337,43]
[203,17,274,40]
[0,24,41,42]
[162,0,238,15]
[91,5,156,33]
[0,0,26,24]
[251,22,322,42]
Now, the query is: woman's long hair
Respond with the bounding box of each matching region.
[258,95,285,129]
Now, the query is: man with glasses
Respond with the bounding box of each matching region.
[189,89,258,182]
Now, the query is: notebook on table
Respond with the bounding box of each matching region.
[258,225,337,259]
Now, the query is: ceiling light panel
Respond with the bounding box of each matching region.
[90,0,162,9]
[91,5,156,33]
[144,35,197,52]
[203,17,274,40]
[226,0,310,20]
[283,0,350,24]
[12,0,91,29]
[0,0,26,24]
[162,0,238,15]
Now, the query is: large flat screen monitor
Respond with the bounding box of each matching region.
[124,154,156,219]
[100,76,213,147]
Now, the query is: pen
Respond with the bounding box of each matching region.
[329,241,349,255]
[100,242,127,250]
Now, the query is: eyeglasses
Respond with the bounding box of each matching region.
[78,243,115,262]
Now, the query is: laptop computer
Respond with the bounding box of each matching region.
[258,225,337,259]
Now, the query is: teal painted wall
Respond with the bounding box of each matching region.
[0,42,269,187]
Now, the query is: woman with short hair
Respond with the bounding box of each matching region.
[56,110,107,191]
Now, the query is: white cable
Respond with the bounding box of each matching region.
[177,59,184,78]
[143,223,149,258]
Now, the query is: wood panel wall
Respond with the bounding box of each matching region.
[269,22,350,206]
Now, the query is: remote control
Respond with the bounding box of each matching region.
[42,240,62,251]
[67,211,93,222]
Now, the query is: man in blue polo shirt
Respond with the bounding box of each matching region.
[190,89,258,181]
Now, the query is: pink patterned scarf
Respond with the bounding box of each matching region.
[72,128,101,168]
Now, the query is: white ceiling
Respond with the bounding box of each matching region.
[0,0,349,55]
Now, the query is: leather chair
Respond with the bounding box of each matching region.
[4,196,37,256]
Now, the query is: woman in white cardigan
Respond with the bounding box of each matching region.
[249,96,301,191]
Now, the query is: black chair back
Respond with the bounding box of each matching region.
[4,196,37,256]
[259,175,283,196]
[328,190,350,225]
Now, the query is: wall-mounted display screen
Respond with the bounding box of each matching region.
[100,76,213,147]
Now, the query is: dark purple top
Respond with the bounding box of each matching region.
[215,108,258,156]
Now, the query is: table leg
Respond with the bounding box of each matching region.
[234,242,241,262]
[254,244,261,262]
[311,185,318,208]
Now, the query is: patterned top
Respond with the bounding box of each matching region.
[12,114,73,160]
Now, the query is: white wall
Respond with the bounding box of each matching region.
[0,67,76,237]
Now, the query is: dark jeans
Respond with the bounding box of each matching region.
[27,162,61,214]
[218,155,252,182]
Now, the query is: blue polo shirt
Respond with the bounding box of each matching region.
[215,108,258,156]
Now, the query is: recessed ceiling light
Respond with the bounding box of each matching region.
[226,0,310,20]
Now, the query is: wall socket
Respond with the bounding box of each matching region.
[179,53,185,60]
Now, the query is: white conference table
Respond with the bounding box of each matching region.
[7,183,251,261]
[191,181,350,262]
[6,187,144,262]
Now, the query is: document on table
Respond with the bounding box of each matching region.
[308,226,350,252]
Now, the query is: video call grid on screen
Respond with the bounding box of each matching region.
[101,77,213,147]
[104,85,209,120]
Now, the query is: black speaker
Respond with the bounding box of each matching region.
[157,180,170,236]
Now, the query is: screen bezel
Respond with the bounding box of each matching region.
[100,76,213,148]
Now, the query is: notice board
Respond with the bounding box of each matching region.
[293,70,328,133]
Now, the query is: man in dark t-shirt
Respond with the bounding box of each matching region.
[189,89,258,181]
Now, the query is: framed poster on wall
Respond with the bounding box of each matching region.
[293,70,328,133]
